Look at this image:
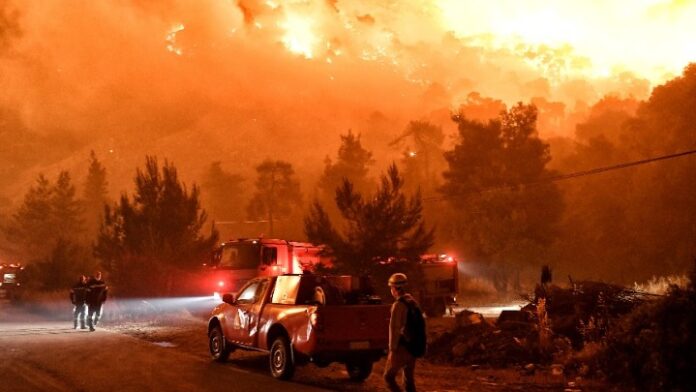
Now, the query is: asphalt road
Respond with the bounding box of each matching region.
[0,302,326,392]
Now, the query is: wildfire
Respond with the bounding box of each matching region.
[161,1,695,96]
[436,0,696,83]
[279,13,318,59]
[165,23,185,56]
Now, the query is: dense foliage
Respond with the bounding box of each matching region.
[95,156,217,296]
[305,163,434,275]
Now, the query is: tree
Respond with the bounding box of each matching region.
[318,130,375,200]
[201,161,245,222]
[4,174,54,259]
[94,156,218,295]
[52,171,84,237]
[440,103,563,293]
[4,171,85,260]
[27,238,96,291]
[305,163,434,275]
[247,160,302,236]
[390,120,445,194]
[83,151,109,239]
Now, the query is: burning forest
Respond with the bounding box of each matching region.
[0,1,695,391]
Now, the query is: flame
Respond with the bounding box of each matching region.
[436,0,696,83]
[279,13,318,59]
[165,23,185,56]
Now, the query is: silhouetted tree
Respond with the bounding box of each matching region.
[391,120,445,194]
[319,130,375,200]
[82,151,109,239]
[28,238,96,291]
[305,163,434,275]
[441,103,563,293]
[52,171,84,236]
[95,156,218,295]
[247,160,302,236]
[4,171,84,261]
[201,161,245,222]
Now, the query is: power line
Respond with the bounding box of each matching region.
[423,148,696,203]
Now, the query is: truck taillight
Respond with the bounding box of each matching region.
[310,310,323,331]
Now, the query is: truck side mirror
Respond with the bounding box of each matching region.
[222,293,236,304]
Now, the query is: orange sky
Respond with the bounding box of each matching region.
[0,0,694,199]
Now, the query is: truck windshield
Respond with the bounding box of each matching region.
[218,244,260,270]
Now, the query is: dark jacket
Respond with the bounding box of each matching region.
[70,281,89,305]
[86,278,108,306]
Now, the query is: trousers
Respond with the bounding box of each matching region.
[384,346,417,392]
[87,303,103,329]
[73,304,86,328]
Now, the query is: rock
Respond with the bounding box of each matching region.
[455,310,485,328]
[523,363,535,375]
[451,342,468,357]
[551,364,564,376]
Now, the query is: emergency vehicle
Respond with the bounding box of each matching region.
[205,238,458,316]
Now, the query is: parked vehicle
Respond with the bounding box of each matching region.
[204,238,329,298]
[204,238,458,317]
[0,263,25,302]
[207,274,390,381]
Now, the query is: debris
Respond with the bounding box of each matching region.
[551,364,564,376]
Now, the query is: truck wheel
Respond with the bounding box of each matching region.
[346,360,373,382]
[209,325,232,362]
[270,336,295,380]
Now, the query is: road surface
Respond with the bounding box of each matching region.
[0,302,326,392]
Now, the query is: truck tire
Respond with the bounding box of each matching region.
[209,325,233,362]
[270,336,295,380]
[346,360,373,382]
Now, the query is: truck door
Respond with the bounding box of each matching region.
[228,279,269,346]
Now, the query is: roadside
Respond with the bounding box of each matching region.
[107,312,618,392]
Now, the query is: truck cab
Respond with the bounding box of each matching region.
[206,238,328,298]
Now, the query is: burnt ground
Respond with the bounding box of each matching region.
[107,313,622,392]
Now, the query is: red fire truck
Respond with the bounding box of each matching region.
[206,238,330,299]
[205,238,458,316]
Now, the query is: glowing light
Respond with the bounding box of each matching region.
[436,0,696,83]
[280,14,318,59]
[165,23,185,56]
[408,151,417,157]
[218,281,225,287]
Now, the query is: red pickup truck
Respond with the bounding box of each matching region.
[207,274,391,381]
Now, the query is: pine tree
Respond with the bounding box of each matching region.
[305,163,434,275]
[319,130,375,200]
[4,174,54,259]
[83,151,109,239]
[247,160,302,236]
[201,161,245,222]
[95,156,218,295]
[52,171,84,237]
[440,103,563,293]
[390,121,445,194]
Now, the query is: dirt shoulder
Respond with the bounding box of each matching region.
[106,314,621,392]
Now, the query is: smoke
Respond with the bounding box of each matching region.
[0,0,691,205]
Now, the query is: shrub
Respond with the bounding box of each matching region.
[601,262,695,391]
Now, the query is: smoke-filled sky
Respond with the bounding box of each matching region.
[0,0,694,201]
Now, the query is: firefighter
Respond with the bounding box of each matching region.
[384,272,424,392]
[70,275,89,329]
[86,271,108,331]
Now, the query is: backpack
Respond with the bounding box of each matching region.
[399,296,427,358]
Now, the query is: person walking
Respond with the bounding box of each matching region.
[384,273,426,392]
[70,275,89,329]
[86,271,108,331]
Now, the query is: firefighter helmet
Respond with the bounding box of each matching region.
[388,273,408,287]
